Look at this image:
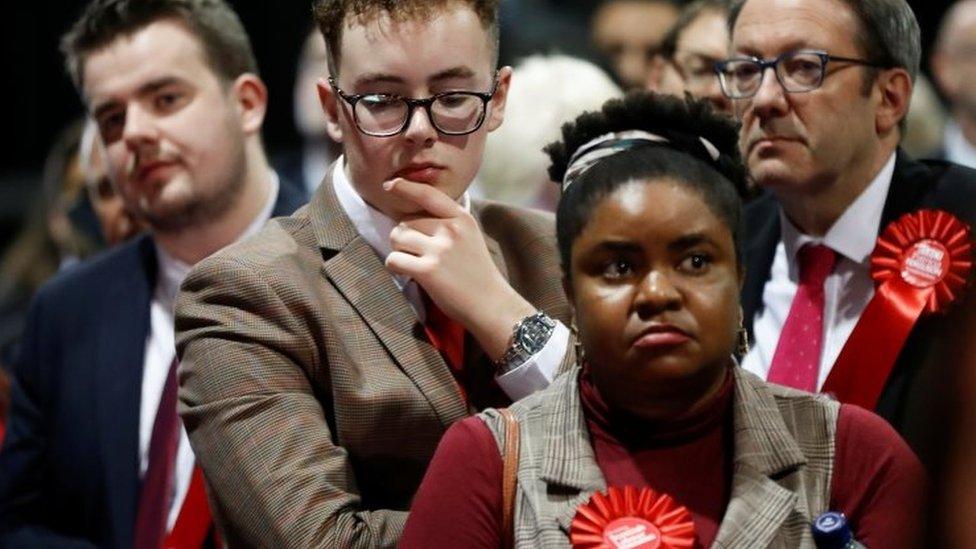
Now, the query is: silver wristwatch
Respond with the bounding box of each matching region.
[495,312,557,373]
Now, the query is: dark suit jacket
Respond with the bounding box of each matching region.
[742,150,976,467]
[0,184,304,549]
[174,167,573,548]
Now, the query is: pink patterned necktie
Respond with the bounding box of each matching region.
[767,244,837,392]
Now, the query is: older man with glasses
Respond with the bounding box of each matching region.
[723,0,976,469]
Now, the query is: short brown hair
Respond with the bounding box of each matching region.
[61,0,258,91]
[313,0,501,75]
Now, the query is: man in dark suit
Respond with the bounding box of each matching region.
[721,0,976,466]
[174,0,575,546]
[0,1,304,547]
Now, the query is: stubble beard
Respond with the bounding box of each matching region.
[142,143,248,235]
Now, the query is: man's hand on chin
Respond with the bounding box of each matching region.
[384,178,535,360]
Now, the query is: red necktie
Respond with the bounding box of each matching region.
[134,359,214,549]
[767,244,837,392]
[134,359,181,549]
[420,291,467,396]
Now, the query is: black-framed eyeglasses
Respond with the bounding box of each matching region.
[714,49,886,99]
[328,74,499,137]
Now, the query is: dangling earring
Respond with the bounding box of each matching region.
[736,322,750,357]
[571,318,585,366]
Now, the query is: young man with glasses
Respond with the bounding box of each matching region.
[173,1,573,546]
[722,0,976,469]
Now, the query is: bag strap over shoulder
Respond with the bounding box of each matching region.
[499,408,520,549]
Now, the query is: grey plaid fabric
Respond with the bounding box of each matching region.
[481,367,839,548]
[174,165,573,548]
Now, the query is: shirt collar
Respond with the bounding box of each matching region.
[155,171,281,307]
[944,121,976,170]
[780,152,896,266]
[331,155,471,288]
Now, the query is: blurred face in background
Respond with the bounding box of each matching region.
[932,1,976,122]
[592,0,679,89]
[670,9,732,114]
[82,130,144,246]
[295,30,331,139]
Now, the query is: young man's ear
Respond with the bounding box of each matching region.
[485,65,513,133]
[317,77,345,142]
[232,74,268,135]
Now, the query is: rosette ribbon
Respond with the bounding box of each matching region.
[823,209,972,410]
[570,486,696,549]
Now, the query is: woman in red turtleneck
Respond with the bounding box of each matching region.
[400,93,925,548]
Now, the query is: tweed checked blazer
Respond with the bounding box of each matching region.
[480,367,839,548]
[174,167,573,548]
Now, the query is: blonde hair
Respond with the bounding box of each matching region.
[479,55,623,207]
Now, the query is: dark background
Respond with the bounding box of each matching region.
[0,0,956,248]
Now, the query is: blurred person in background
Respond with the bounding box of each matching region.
[591,0,679,89]
[900,75,948,158]
[79,119,146,247]
[276,27,341,198]
[478,54,622,210]
[930,0,976,168]
[652,0,734,115]
[0,119,103,370]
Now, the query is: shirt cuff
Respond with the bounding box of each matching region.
[494,321,570,401]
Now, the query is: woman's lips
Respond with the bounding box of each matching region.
[632,327,692,350]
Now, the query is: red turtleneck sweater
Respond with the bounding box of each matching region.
[400,371,926,548]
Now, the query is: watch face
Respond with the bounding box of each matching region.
[517,317,554,350]
[518,327,544,349]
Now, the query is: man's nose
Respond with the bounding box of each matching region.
[402,105,438,145]
[121,104,160,148]
[749,66,789,118]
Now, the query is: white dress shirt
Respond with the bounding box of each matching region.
[332,159,568,401]
[742,153,896,390]
[943,121,976,170]
[140,173,280,530]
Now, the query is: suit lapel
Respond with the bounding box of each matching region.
[711,465,798,548]
[95,236,156,544]
[879,150,931,229]
[534,372,607,534]
[311,165,468,426]
[741,193,782,335]
[712,370,808,548]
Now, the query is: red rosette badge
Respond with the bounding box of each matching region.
[570,486,695,549]
[824,209,973,409]
[870,209,972,314]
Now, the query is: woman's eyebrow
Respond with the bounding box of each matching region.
[584,240,643,256]
[667,232,715,252]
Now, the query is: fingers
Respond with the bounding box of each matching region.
[385,250,434,279]
[389,223,431,256]
[383,178,463,219]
